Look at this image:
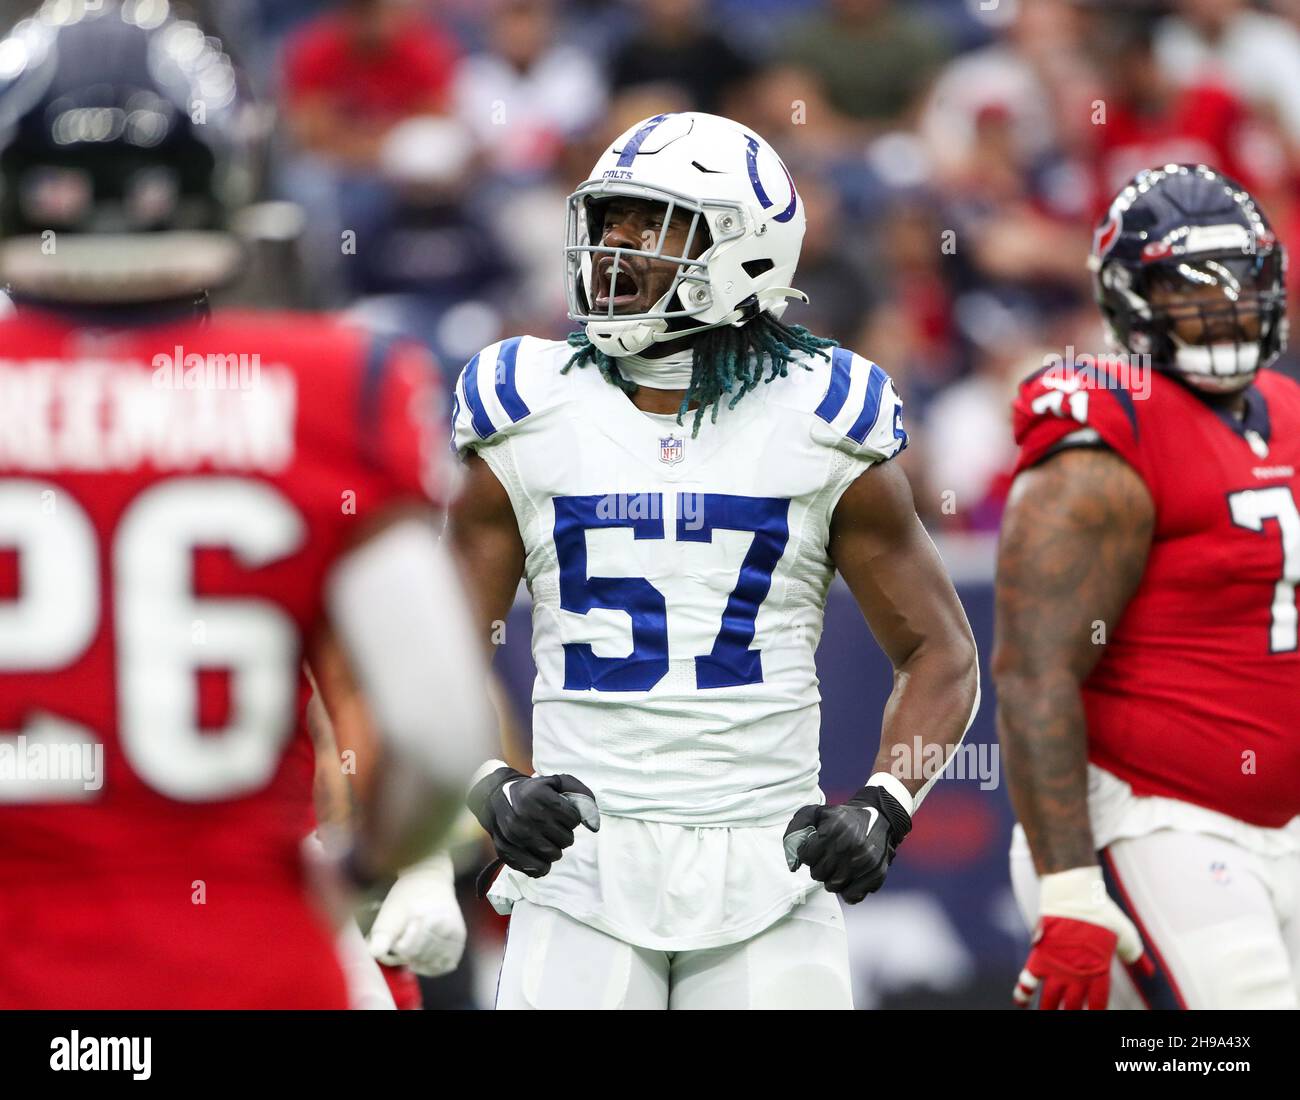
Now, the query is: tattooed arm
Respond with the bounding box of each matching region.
[992,448,1154,874]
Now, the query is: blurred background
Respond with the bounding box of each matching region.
[4,0,1299,1008]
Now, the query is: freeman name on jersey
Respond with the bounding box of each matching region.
[0,359,297,473]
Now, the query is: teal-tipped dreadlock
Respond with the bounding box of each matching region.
[562,312,838,436]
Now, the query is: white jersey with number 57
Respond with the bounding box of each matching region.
[454,335,905,827]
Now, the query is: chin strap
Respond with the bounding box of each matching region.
[646,311,743,345]
[587,287,811,358]
[761,287,810,307]
[646,287,811,345]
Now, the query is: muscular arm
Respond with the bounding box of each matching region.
[447,452,527,650]
[446,451,532,772]
[830,459,980,801]
[304,661,355,831]
[992,448,1153,875]
[314,506,495,878]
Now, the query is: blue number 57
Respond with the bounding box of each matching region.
[554,493,790,691]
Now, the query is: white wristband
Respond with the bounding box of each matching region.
[866,772,914,818]
[1038,865,1107,914]
[468,758,512,791]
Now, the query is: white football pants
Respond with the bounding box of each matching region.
[1010,826,1300,1008]
[495,892,853,1009]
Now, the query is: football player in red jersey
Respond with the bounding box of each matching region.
[0,3,494,1008]
[995,164,1300,1010]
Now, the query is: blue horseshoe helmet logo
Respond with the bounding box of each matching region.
[745,136,797,223]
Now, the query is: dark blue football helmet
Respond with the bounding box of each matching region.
[0,0,254,303]
[1089,164,1287,393]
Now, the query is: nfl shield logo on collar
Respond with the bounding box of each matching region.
[659,434,684,466]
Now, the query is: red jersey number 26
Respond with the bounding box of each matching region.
[0,476,305,803]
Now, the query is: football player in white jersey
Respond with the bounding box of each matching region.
[449,112,981,1009]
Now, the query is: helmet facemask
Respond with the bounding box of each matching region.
[1100,249,1287,394]
[564,180,743,357]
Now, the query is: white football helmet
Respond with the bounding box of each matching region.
[564,112,808,357]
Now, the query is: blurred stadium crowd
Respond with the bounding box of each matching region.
[8,0,1300,533]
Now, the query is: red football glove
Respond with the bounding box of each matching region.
[1014,867,1154,1010]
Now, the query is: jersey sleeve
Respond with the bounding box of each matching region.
[808,347,909,463]
[451,336,537,460]
[1011,362,1150,487]
[361,335,456,509]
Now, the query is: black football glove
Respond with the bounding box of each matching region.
[467,766,600,881]
[783,784,912,904]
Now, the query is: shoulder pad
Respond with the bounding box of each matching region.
[807,346,908,462]
[452,336,560,456]
[1012,359,1143,476]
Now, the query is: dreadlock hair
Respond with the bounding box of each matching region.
[562,310,838,436]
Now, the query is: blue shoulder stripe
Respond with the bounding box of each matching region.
[493,336,531,423]
[814,346,854,423]
[448,385,462,453]
[847,361,889,445]
[461,352,498,440]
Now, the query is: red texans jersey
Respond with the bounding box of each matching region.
[0,306,449,1007]
[1012,361,1300,828]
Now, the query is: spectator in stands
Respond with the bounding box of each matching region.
[736,64,887,227]
[1083,14,1255,210]
[279,0,460,301]
[347,116,516,372]
[867,198,962,384]
[921,334,1043,534]
[935,102,1091,339]
[784,174,875,345]
[608,0,757,114]
[780,0,950,129]
[1152,2,1300,375]
[454,0,607,182]
[921,0,1098,192]
[284,0,458,170]
[1156,0,1300,150]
